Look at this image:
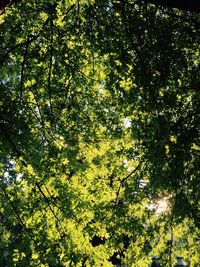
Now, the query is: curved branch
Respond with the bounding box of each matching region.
[0,17,49,65]
[115,162,142,205]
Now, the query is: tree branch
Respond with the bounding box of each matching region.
[47,16,53,114]
[115,162,142,205]
[20,36,30,105]
[0,182,46,253]
[0,17,49,65]
[35,182,64,234]
[0,0,16,15]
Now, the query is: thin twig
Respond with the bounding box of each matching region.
[0,182,46,253]
[35,182,64,234]
[0,125,23,158]
[0,17,49,65]
[115,162,142,205]
[47,16,53,114]
[168,213,174,267]
[20,36,30,106]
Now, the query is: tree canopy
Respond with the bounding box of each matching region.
[0,0,199,266]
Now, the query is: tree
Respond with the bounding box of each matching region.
[142,0,200,12]
[0,0,199,266]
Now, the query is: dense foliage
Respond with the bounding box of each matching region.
[0,0,199,266]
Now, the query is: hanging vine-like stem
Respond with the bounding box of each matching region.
[47,15,54,115]
[169,213,174,267]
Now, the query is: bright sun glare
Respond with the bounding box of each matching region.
[156,197,170,214]
[148,197,170,215]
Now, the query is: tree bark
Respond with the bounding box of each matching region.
[0,0,12,10]
[142,0,200,12]
[0,0,16,15]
